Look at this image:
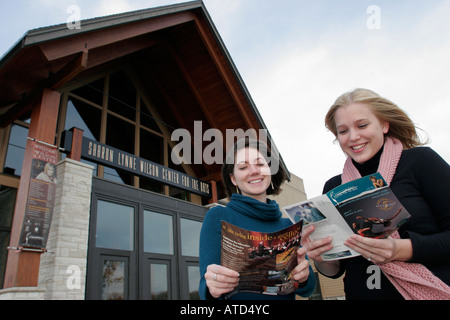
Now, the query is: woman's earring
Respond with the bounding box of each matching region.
[236,186,240,194]
[271,181,275,190]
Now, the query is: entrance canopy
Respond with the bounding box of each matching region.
[0,1,289,195]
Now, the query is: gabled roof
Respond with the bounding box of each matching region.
[0,0,289,183]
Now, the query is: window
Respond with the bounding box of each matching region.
[180,218,202,257]
[140,128,163,165]
[62,69,197,201]
[143,210,174,255]
[149,262,169,300]
[104,114,135,186]
[0,186,16,288]
[71,77,104,107]
[102,258,127,300]
[187,265,200,300]
[95,200,134,251]
[64,97,101,176]
[108,71,136,121]
[65,98,101,141]
[106,114,134,154]
[140,98,161,133]
[3,124,28,176]
[180,218,202,300]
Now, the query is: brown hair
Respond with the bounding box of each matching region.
[221,137,287,198]
[325,88,426,149]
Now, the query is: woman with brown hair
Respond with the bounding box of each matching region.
[302,88,450,299]
[199,137,316,300]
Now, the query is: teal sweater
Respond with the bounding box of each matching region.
[199,194,316,300]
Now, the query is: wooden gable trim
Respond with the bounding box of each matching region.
[192,15,261,131]
[38,12,196,62]
[163,40,225,148]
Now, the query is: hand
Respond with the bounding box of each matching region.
[344,234,413,264]
[291,247,310,283]
[301,225,340,277]
[301,225,334,263]
[205,264,240,298]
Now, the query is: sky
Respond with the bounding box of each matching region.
[1,0,449,198]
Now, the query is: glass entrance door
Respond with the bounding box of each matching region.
[86,178,207,300]
[87,198,137,300]
[140,209,176,300]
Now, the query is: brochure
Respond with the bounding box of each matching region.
[282,173,410,261]
[221,220,303,297]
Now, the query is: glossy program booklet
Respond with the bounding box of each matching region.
[221,220,303,297]
[282,173,410,261]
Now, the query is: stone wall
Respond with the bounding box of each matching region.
[38,158,93,299]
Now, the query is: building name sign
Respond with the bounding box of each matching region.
[61,130,211,197]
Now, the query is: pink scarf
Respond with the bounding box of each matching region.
[342,136,450,300]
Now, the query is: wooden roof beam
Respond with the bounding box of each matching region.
[0,87,43,128]
[47,50,88,90]
[85,34,160,69]
[1,51,87,126]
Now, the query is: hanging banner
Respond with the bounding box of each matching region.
[19,141,58,249]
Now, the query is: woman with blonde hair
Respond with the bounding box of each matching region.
[302,88,450,299]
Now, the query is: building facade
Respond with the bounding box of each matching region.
[0,1,344,300]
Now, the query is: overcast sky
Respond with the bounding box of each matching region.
[1,0,449,197]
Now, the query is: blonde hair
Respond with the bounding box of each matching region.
[325,88,426,149]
